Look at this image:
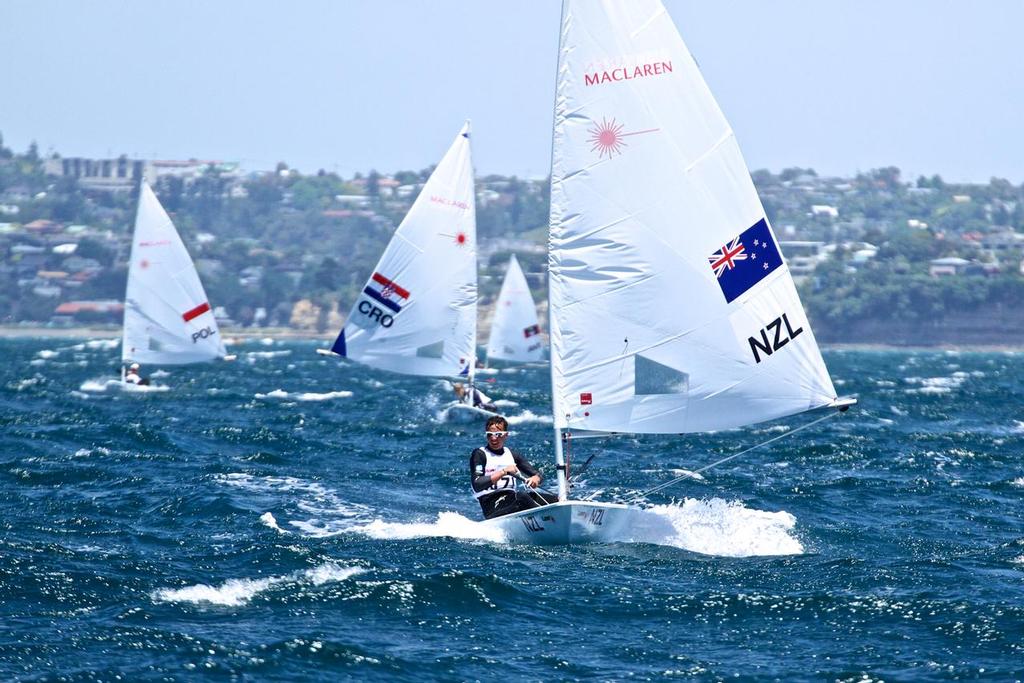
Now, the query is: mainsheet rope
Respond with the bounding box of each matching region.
[624,409,844,505]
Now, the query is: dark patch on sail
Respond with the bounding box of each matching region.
[634,355,688,395]
[416,341,444,359]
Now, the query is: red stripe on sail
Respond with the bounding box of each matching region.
[182,302,211,322]
[371,272,410,300]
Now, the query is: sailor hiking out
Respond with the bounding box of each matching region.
[469,415,557,519]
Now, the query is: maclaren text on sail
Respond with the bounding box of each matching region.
[584,61,673,87]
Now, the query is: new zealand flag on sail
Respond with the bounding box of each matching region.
[708,218,782,303]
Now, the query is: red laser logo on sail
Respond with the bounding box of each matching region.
[588,118,659,159]
[440,230,470,248]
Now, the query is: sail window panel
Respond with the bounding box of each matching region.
[416,341,444,359]
[634,354,689,395]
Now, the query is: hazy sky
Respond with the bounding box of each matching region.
[2,1,1022,183]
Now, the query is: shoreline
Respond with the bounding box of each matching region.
[0,325,1020,352]
[0,325,332,342]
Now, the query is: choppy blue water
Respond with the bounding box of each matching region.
[2,337,1022,681]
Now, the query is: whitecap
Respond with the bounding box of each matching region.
[293,390,353,402]
[246,350,291,360]
[505,410,553,425]
[84,339,119,350]
[904,375,967,395]
[12,377,40,391]
[36,349,59,359]
[260,512,284,533]
[151,563,365,607]
[73,446,111,458]
[255,389,291,400]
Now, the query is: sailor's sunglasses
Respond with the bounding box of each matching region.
[485,430,509,437]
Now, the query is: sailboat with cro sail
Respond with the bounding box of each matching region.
[121,180,230,383]
[324,121,490,415]
[483,0,855,544]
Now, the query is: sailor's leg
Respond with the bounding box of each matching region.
[484,491,519,519]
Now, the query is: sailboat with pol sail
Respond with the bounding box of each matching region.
[482,0,855,544]
[120,180,232,387]
[323,121,493,418]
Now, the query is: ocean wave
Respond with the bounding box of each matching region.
[11,377,41,391]
[255,389,352,401]
[74,446,112,458]
[152,563,366,607]
[903,375,968,395]
[245,350,292,361]
[505,410,553,425]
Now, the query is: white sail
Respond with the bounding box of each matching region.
[122,181,226,365]
[331,121,477,377]
[485,254,544,364]
[548,0,838,434]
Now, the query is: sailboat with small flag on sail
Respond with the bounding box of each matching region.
[322,121,493,416]
[483,0,855,544]
[484,254,545,366]
[121,181,231,384]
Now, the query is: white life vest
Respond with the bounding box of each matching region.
[473,446,516,499]
[125,372,141,385]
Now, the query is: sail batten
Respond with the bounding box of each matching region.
[335,121,477,377]
[548,0,837,434]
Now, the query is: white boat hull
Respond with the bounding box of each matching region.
[482,500,662,545]
[442,402,497,423]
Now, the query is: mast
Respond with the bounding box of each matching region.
[549,0,570,502]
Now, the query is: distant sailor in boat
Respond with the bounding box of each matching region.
[453,382,496,412]
[124,362,149,386]
[470,415,557,519]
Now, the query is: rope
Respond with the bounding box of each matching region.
[513,473,556,507]
[625,410,843,505]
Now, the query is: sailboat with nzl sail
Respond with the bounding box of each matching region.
[120,180,231,387]
[483,0,855,544]
[323,121,494,417]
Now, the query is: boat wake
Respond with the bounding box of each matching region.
[634,498,804,557]
[284,510,507,544]
[346,512,507,543]
[78,378,170,393]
